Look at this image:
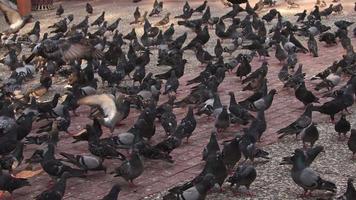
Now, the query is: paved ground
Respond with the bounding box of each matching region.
[1,0,356,199]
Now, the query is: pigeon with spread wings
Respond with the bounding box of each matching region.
[0,0,33,34]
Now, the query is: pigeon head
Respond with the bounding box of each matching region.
[23,14,34,23]
[202,173,216,188]
[292,149,305,159]
[269,89,277,95]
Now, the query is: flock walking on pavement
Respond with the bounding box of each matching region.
[0,0,356,199]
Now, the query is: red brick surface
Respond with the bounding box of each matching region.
[5,1,356,200]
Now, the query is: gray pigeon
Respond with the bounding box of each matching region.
[244,89,277,112]
[222,137,241,171]
[245,110,266,141]
[300,122,319,148]
[277,104,313,139]
[290,149,337,197]
[163,173,215,200]
[307,33,318,57]
[239,134,269,162]
[60,152,106,173]
[215,106,230,133]
[111,151,144,186]
[280,145,324,166]
[227,164,257,195]
[202,132,220,161]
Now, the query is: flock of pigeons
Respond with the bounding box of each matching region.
[0,0,356,199]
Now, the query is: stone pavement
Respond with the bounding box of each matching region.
[1,0,356,199]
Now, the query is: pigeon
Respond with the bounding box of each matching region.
[149,1,163,17]
[35,172,70,200]
[314,67,342,91]
[337,178,356,200]
[193,1,207,13]
[262,9,278,23]
[0,142,24,172]
[175,8,194,19]
[236,55,252,79]
[25,36,103,64]
[243,89,277,112]
[335,114,351,139]
[289,33,308,53]
[91,11,105,26]
[164,71,179,95]
[163,173,215,200]
[239,133,269,162]
[348,129,356,160]
[290,149,337,196]
[222,137,241,170]
[0,129,19,156]
[183,1,191,14]
[160,106,177,136]
[56,4,64,17]
[130,7,142,24]
[86,3,93,14]
[176,106,196,142]
[41,143,87,179]
[101,184,121,200]
[228,91,255,126]
[245,110,266,141]
[195,44,214,65]
[277,104,313,139]
[196,93,220,117]
[215,106,230,133]
[227,164,257,195]
[111,151,144,186]
[78,94,123,132]
[202,132,220,161]
[59,152,107,173]
[155,12,171,27]
[221,4,242,20]
[242,61,268,84]
[183,26,210,50]
[319,32,337,45]
[295,10,307,22]
[307,33,318,57]
[280,145,324,166]
[311,5,321,21]
[279,63,292,83]
[0,168,30,198]
[196,151,227,188]
[0,0,33,34]
[294,81,319,106]
[107,18,121,32]
[300,122,319,148]
[320,4,333,18]
[214,39,223,58]
[274,42,288,63]
[334,20,354,30]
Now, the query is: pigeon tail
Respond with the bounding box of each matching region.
[317,178,337,193]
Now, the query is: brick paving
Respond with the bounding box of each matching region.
[1,0,356,199]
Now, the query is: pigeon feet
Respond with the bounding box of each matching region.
[299,190,313,198]
[245,191,255,197]
[47,180,55,188]
[129,180,138,187]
